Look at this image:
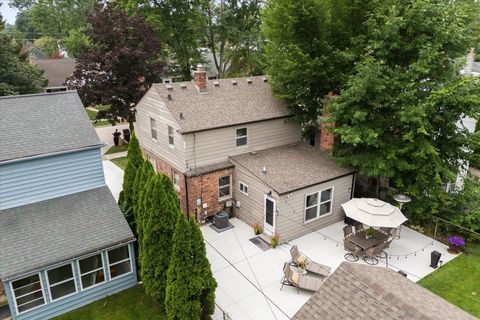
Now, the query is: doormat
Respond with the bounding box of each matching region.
[249,236,270,251]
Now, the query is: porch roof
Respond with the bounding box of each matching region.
[230,143,355,194]
[0,186,134,280]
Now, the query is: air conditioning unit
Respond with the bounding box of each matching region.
[214,211,229,229]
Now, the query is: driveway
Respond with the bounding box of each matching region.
[95,123,130,154]
[103,160,124,201]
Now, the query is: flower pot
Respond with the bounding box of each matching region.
[447,243,460,254]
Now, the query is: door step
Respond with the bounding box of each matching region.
[258,233,271,245]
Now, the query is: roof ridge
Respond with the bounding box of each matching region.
[0,90,77,100]
[152,75,269,86]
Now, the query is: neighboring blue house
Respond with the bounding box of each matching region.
[0,92,137,320]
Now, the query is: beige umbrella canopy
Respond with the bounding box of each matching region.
[341,198,408,228]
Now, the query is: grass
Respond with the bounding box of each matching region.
[86,109,98,121]
[111,156,128,170]
[418,243,480,318]
[105,144,129,155]
[53,286,165,320]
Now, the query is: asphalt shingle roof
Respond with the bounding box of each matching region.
[0,91,102,162]
[31,58,76,87]
[152,76,291,133]
[230,143,355,194]
[0,186,134,279]
[293,262,476,320]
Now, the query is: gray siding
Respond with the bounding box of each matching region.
[184,118,301,169]
[0,148,105,210]
[233,166,354,241]
[6,243,137,320]
[135,89,186,171]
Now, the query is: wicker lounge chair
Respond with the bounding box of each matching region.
[290,245,331,278]
[364,243,386,265]
[343,225,354,237]
[280,262,323,293]
[343,239,363,262]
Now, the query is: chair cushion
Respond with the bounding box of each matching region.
[297,255,306,265]
[291,272,300,285]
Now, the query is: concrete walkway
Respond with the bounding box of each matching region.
[103,160,124,201]
[104,151,128,160]
[95,123,130,154]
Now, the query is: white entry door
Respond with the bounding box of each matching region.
[264,195,276,235]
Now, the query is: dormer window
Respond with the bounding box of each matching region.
[236,127,247,147]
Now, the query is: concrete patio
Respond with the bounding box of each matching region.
[202,218,457,320]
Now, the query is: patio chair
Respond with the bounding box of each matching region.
[280,262,323,293]
[363,243,386,265]
[343,225,354,237]
[376,238,393,259]
[354,222,364,232]
[343,239,363,262]
[289,245,331,278]
[380,227,394,236]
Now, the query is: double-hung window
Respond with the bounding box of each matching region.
[172,169,181,190]
[150,118,157,140]
[239,182,248,195]
[168,126,175,147]
[46,263,77,301]
[11,274,45,314]
[78,254,105,290]
[218,175,231,199]
[236,128,247,147]
[304,188,333,222]
[107,245,132,279]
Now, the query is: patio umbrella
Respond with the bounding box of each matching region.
[341,198,407,228]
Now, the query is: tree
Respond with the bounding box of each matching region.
[140,174,180,305]
[63,28,91,58]
[120,132,144,227]
[262,0,371,134]
[66,4,165,131]
[14,10,39,40]
[33,36,58,57]
[328,0,480,221]
[0,10,47,95]
[189,217,216,319]
[132,160,155,238]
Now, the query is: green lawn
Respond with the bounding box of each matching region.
[418,246,480,318]
[111,156,128,170]
[53,286,165,320]
[86,109,98,121]
[105,144,129,155]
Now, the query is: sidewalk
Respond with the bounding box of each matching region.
[104,151,128,160]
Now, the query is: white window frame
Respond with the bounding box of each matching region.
[235,127,248,148]
[172,169,181,191]
[168,125,175,148]
[10,273,45,315]
[239,181,249,196]
[45,262,78,302]
[147,154,157,172]
[304,187,334,223]
[150,117,157,141]
[76,253,106,291]
[106,244,133,280]
[218,175,232,200]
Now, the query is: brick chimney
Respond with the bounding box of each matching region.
[319,92,337,152]
[193,64,207,93]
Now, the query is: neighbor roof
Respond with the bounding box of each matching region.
[229,143,355,194]
[0,186,134,279]
[152,76,291,133]
[31,58,76,87]
[293,262,476,320]
[0,91,102,162]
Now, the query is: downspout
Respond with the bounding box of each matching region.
[184,174,190,218]
[350,173,356,198]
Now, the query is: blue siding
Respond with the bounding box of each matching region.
[7,243,137,320]
[0,148,105,210]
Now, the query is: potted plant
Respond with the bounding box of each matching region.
[253,223,263,235]
[447,236,465,254]
[270,232,280,248]
[365,227,377,239]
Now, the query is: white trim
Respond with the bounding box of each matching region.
[76,252,106,291]
[44,262,78,303]
[239,181,249,196]
[264,195,276,234]
[218,175,232,201]
[106,244,133,281]
[304,186,335,223]
[10,273,46,316]
[235,127,248,148]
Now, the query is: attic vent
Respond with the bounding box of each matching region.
[180,112,184,119]
[167,94,172,100]
[180,84,187,89]
[262,77,268,83]
[214,81,220,87]
[166,84,173,90]
[246,79,252,84]
[231,80,237,86]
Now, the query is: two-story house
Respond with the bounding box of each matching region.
[135,66,356,241]
[0,92,137,320]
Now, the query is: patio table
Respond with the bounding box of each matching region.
[347,230,389,250]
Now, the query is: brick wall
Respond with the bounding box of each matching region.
[142,148,234,222]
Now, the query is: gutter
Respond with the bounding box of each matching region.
[0,143,106,165]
